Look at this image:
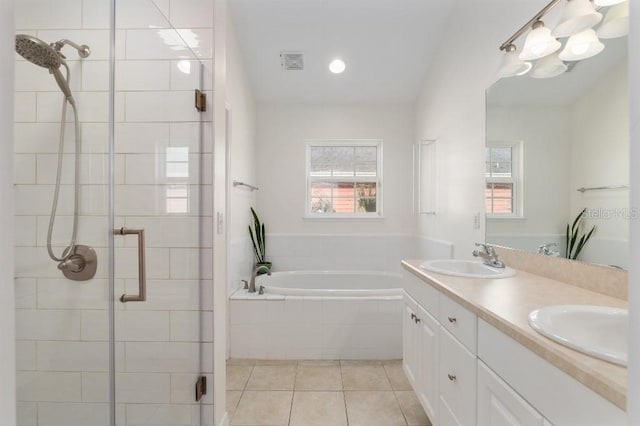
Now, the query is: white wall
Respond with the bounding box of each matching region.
[627,0,639,421]
[226,18,257,294]
[0,0,16,423]
[569,60,629,267]
[256,104,415,235]
[414,0,550,259]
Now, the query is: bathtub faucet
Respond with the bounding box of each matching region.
[249,265,271,293]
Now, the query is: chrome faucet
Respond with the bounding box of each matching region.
[537,243,560,257]
[472,243,505,268]
[249,264,271,293]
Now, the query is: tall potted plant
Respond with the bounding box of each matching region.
[248,207,271,272]
[565,208,596,260]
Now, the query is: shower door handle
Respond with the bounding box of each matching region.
[115,227,147,303]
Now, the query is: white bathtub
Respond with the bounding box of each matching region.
[229,270,404,359]
[257,270,404,297]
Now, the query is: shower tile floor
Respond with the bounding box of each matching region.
[227,359,431,426]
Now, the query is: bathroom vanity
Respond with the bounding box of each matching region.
[401,259,627,426]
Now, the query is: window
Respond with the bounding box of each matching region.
[485,141,523,217]
[165,147,190,214]
[306,140,382,217]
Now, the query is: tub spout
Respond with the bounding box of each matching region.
[249,265,271,293]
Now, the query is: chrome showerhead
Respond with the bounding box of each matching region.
[15,34,62,69]
[15,34,90,105]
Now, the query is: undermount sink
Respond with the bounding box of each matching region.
[528,305,628,366]
[420,259,516,279]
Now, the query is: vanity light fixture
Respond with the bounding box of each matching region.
[497,44,532,78]
[497,0,624,79]
[551,0,602,38]
[594,0,626,6]
[329,58,346,74]
[559,28,604,60]
[530,53,568,78]
[596,1,629,39]
[519,21,561,60]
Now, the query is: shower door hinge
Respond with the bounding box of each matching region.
[195,89,207,112]
[195,376,207,402]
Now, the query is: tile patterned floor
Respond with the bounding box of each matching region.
[227,359,431,426]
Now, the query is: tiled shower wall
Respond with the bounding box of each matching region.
[14,1,214,425]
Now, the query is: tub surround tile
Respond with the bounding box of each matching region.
[395,391,431,425]
[231,391,293,426]
[344,391,407,426]
[341,365,392,391]
[289,391,348,426]
[295,366,343,391]
[246,365,296,390]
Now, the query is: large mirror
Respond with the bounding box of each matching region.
[486,37,629,269]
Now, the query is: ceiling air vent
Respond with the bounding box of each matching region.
[280,52,304,71]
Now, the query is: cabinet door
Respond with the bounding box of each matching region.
[477,361,544,426]
[439,327,476,426]
[417,304,439,424]
[403,302,419,386]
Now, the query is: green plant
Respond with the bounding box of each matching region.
[565,208,596,260]
[248,207,266,264]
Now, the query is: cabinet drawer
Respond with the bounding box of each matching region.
[439,294,477,352]
[403,270,439,316]
[439,327,476,426]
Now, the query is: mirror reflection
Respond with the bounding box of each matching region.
[486,38,629,268]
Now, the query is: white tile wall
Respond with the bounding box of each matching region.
[15,0,214,425]
[265,234,416,273]
[229,297,403,360]
[16,372,82,402]
[37,403,110,426]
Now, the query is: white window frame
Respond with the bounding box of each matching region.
[305,139,383,219]
[486,140,524,219]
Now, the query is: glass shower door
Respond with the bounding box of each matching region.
[112,1,213,425]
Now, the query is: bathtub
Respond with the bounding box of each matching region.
[229,271,404,359]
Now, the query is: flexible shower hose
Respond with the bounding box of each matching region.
[47,63,80,262]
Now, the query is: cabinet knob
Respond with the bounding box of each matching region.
[410,313,416,320]
[414,316,421,323]
[447,373,457,382]
[448,316,457,324]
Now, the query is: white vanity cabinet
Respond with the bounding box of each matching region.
[402,268,626,426]
[403,293,439,423]
[477,360,544,426]
[403,272,477,426]
[439,327,476,426]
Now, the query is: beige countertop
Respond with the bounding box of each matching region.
[401,259,628,411]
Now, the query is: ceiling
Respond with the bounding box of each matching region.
[229,0,455,104]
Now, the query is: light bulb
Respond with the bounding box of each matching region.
[329,59,346,74]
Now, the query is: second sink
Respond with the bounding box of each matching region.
[529,305,628,366]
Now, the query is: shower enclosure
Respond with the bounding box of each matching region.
[14,1,214,425]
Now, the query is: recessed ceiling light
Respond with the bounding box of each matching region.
[329,59,346,74]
